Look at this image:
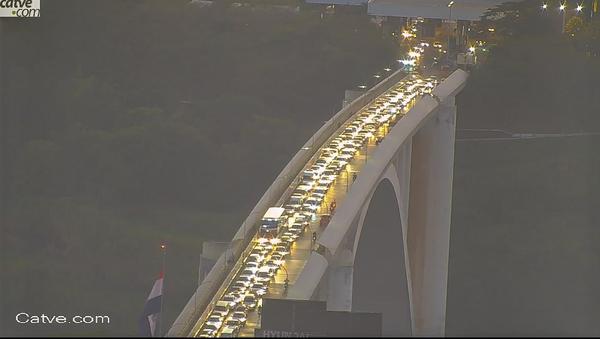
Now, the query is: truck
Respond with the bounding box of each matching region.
[259,207,286,238]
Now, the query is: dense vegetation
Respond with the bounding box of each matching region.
[0,0,396,335]
[448,1,600,335]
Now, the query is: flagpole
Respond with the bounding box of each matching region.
[159,243,167,337]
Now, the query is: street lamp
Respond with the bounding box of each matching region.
[576,4,584,12]
[447,1,455,57]
[542,3,548,10]
[559,2,566,33]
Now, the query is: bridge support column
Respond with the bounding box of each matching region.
[407,97,456,336]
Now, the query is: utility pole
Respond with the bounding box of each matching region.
[159,243,167,338]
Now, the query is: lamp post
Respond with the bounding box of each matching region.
[560,2,566,33]
[447,1,455,57]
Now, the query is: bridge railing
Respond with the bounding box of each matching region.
[167,67,411,337]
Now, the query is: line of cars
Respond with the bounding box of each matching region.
[196,73,440,338]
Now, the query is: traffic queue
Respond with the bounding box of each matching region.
[197,74,440,337]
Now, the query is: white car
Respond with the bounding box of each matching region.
[243,294,258,310]
[251,281,269,296]
[220,325,239,338]
[274,245,290,257]
[205,315,223,329]
[229,311,247,325]
[294,185,312,197]
[318,170,336,186]
[289,222,305,233]
[248,253,265,264]
[222,293,242,308]
[302,198,320,211]
[311,187,328,200]
[282,231,300,241]
[212,301,231,318]
[200,324,219,337]
[337,153,353,162]
[245,261,260,271]
[239,269,256,281]
[340,148,357,156]
[254,268,273,283]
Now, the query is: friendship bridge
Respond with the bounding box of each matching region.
[168,68,469,337]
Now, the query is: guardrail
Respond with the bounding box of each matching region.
[167,68,410,337]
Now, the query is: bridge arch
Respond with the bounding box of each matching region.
[352,177,412,336]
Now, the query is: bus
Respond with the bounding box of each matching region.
[259,207,285,238]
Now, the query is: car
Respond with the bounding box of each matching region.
[302,170,319,181]
[311,187,327,200]
[220,325,240,338]
[357,130,373,139]
[250,281,269,296]
[340,147,357,156]
[230,281,249,293]
[221,293,242,308]
[274,245,290,257]
[229,311,247,325]
[329,159,346,171]
[279,234,294,244]
[251,247,268,257]
[344,127,357,134]
[248,253,265,263]
[300,178,316,189]
[294,213,310,225]
[289,224,304,235]
[318,170,336,186]
[243,294,258,310]
[254,267,273,283]
[320,151,336,161]
[350,138,364,147]
[199,324,219,337]
[310,193,324,204]
[245,261,260,271]
[233,304,247,313]
[282,231,299,242]
[236,275,253,287]
[322,147,339,155]
[212,301,231,318]
[294,185,312,197]
[302,197,320,211]
[288,193,304,206]
[205,315,223,328]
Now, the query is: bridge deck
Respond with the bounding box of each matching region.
[188,71,447,338]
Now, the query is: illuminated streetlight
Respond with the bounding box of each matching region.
[468,46,476,53]
[559,2,566,33]
[576,4,583,12]
[542,3,548,10]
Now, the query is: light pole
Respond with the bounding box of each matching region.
[345,168,350,193]
[447,1,455,58]
[560,2,566,34]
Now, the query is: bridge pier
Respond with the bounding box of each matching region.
[407,97,456,336]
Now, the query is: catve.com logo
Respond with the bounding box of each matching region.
[0,0,40,17]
